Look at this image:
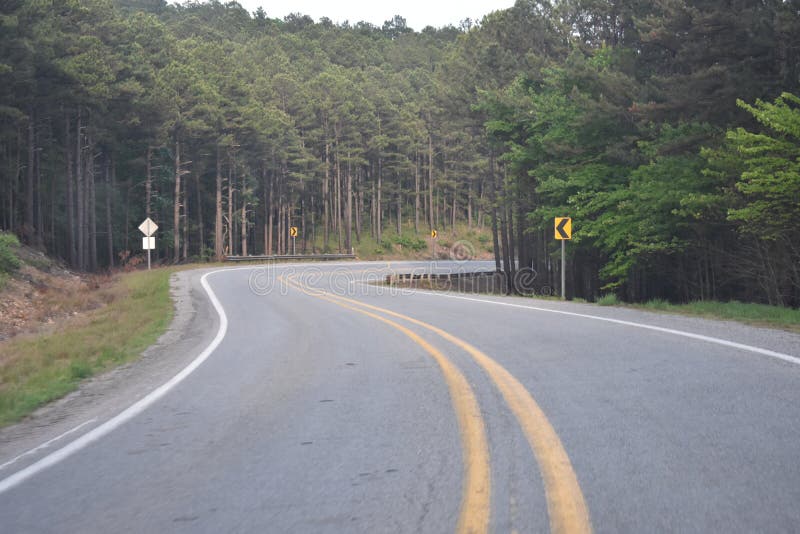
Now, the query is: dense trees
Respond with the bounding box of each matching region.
[0,0,798,306]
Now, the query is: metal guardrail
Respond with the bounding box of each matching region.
[385,271,499,284]
[225,254,356,262]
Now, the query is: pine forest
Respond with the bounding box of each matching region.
[1,0,799,306]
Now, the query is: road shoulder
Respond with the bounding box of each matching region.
[0,267,219,473]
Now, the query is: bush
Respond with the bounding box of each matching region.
[395,235,427,251]
[0,232,21,274]
[380,234,427,252]
[597,293,619,306]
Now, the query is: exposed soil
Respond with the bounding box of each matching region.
[0,245,115,342]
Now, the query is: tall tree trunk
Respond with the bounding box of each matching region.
[3,142,12,231]
[345,155,352,252]
[241,188,247,257]
[35,128,43,247]
[214,144,223,260]
[478,180,485,230]
[428,134,434,231]
[145,146,153,219]
[105,155,114,268]
[396,189,402,235]
[231,151,238,254]
[124,181,130,254]
[196,172,204,258]
[263,167,268,255]
[354,170,361,244]
[25,107,35,244]
[278,201,284,255]
[182,174,189,261]
[227,159,233,256]
[499,183,513,293]
[301,198,307,253]
[515,199,526,270]
[311,196,316,253]
[268,168,274,254]
[370,180,376,239]
[414,151,420,234]
[505,202,514,275]
[376,156,382,244]
[88,135,97,272]
[489,153,502,273]
[323,141,330,250]
[467,178,473,229]
[76,110,85,270]
[436,187,440,229]
[65,113,76,267]
[336,152,342,252]
[451,184,457,234]
[173,139,181,263]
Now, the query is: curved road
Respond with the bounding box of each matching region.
[1,261,799,533]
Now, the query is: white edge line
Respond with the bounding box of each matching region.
[408,290,800,365]
[0,268,230,494]
[0,418,98,472]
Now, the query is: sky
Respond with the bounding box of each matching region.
[232,0,516,31]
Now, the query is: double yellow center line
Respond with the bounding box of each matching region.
[281,272,591,534]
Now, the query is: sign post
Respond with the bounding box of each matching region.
[289,226,298,255]
[139,217,158,270]
[430,229,438,260]
[554,217,572,300]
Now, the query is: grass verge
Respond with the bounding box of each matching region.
[596,294,619,306]
[0,267,175,427]
[631,299,800,333]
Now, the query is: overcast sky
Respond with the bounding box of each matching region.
[231,0,516,30]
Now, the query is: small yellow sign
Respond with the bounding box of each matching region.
[289,226,298,238]
[431,229,438,239]
[554,217,572,240]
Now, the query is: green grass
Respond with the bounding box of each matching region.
[0,267,175,427]
[597,294,619,306]
[588,292,799,332]
[635,299,800,332]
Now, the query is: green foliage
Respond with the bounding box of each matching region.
[724,94,800,240]
[0,232,21,274]
[597,294,619,306]
[0,0,798,307]
[379,234,426,252]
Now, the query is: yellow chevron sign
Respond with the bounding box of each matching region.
[555,217,572,240]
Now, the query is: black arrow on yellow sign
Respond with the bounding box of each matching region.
[554,217,572,240]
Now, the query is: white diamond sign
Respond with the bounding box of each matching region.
[139,217,158,237]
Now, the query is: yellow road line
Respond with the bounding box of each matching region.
[281,276,491,534]
[290,275,592,534]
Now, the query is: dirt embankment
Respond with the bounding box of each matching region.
[0,245,115,342]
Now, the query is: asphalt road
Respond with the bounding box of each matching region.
[1,261,799,533]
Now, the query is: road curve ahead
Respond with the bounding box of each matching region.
[1,261,799,533]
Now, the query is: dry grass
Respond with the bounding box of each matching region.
[0,264,117,341]
[0,268,174,427]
